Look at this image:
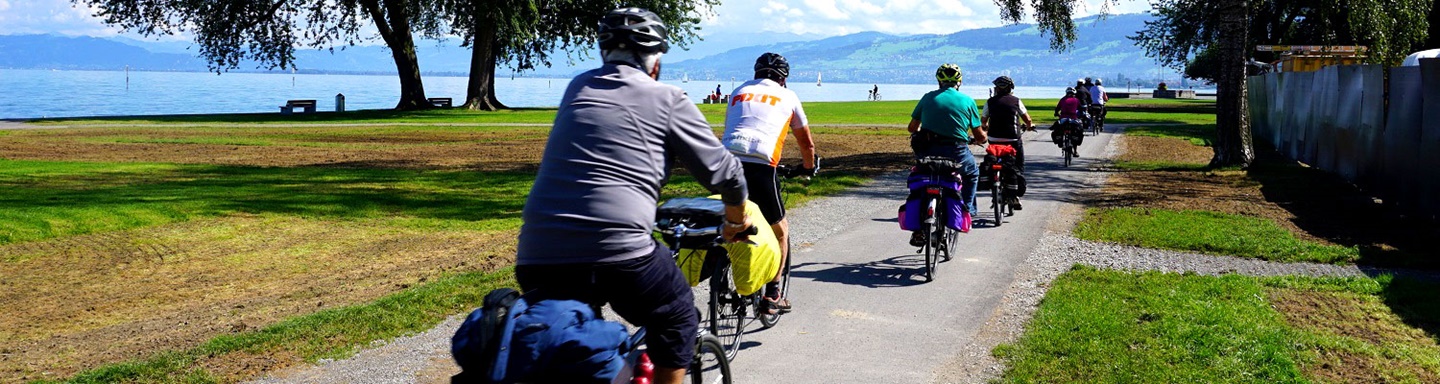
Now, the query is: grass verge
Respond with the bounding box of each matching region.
[44,268,516,384]
[995,266,1440,383]
[1074,207,1358,264]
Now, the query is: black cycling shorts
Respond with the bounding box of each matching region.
[514,243,699,369]
[741,161,785,225]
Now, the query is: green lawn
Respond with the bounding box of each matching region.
[1074,207,1359,264]
[996,267,1440,383]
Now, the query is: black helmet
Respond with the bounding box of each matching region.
[1084,77,1094,85]
[1065,87,1076,95]
[598,8,669,54]
[754,52,790,78]
[992,76,1014,89]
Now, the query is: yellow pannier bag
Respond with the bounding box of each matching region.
[669,197,781,296]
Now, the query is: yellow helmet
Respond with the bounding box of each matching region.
[935,63,962,83]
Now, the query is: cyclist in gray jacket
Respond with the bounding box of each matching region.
[514,8,751,384]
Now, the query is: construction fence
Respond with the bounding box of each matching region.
[1247,59,1440,218]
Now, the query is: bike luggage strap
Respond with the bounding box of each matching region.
[916,156,963,175]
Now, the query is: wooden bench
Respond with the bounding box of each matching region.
[280,99,317,114]
[428,97,453,107]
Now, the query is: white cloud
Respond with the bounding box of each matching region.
[701,0,1151,37]
[0,1,11,12]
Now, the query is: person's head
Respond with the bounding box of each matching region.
[992,76,1015,96]
[754,52,790,85]
[935,63,962,89]
[597,7,669,79]
[1065,87,1076,97]
[1076,79,1085,87]
[1095,78,1103,86]
[1084,77,1093,86]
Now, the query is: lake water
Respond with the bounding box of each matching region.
[2,68,1096,119]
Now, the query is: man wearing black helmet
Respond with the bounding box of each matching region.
[980,75,1034,210]
[721,52,817,314]
[514,8,751,383]
[1073,79,1095,131]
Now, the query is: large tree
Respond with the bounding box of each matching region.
[1135,0,1433,82]
[1129,0,1431,167]
[79,0,442,110]
[441,0,718,110]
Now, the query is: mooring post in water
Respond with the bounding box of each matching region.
[125,65,130,90]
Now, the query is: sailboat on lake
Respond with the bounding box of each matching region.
[816,71,822,86]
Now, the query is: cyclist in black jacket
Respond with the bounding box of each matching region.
[980,76,1034,210]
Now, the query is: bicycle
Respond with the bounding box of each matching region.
[659,157,817,361]
[1053,120,1081,167]
[1088,105,1105,135]
[911,156,963,282]
[983,143,1019,227]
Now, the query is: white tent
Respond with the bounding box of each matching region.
[1401,48,1440,66]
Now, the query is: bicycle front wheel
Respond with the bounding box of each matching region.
[706,254,744,361]
[690,334,733,384]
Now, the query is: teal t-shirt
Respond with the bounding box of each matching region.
[911,87,981,142]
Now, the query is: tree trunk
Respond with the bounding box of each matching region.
[463,20,507,111]
[362,0,430,110]
[1211,0,1255,168]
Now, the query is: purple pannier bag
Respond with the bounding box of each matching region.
[897,171,970,233]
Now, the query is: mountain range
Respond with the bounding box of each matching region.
[0,13,1176,85]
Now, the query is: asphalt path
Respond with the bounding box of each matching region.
[727,127,1116,383]
[244,126,1121,384]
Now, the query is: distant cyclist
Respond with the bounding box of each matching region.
[979,75,1033,210]
[515,8,752,384]
[907,63,984,246]
[1086,78,1109,129]
[1051,87,1084,155]
[721,52,818,314]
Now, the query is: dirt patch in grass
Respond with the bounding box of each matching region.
[1097,134,1440,262]
[1270,288,1440,383]
[0,214,514,382]
[0,127,912,174]
[1114,135,1213,165]
[1099,135,1321,242]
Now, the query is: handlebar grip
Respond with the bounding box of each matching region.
[741,226,759,236]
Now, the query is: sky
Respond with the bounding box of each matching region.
[0,0,1153,39]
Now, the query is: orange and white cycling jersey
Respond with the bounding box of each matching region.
[721,79,809,167]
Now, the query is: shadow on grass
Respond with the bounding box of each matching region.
[1248,148,1440,269]
[1382,277,1440,344]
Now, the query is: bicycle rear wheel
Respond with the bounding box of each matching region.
[1063,137,1073,167]
[991,181,1003,227]
[922,197,937,282]
[758,238,791,329]
[705,254,745,361]
[690,334,733,384]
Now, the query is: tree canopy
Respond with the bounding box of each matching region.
[1132,0,1434,81]
[443,0,718,110]
[78,0,441,109]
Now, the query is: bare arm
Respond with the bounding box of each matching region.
[793,125,818,169]
[907,118,921,133]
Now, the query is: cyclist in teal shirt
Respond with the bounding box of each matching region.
[908,63,985,224]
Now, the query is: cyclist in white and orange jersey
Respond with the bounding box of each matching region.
[721,52,818,315]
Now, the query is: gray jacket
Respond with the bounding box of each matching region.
[517,63,748,265]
